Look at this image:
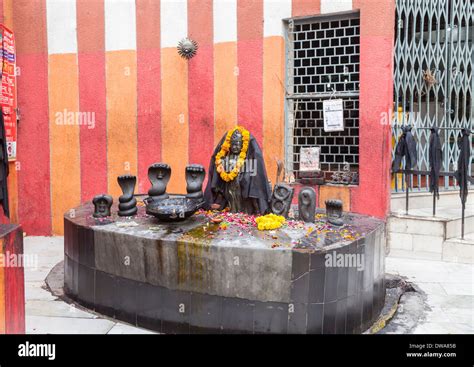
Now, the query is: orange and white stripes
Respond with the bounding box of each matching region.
[46,0,81,234]
[10,0,394,234]
[161,0,188,193]
[213,0,238,144]
[105,0,138,197]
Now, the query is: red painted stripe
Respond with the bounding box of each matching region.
[350,0,394,219]
[4,225,25,334]
[237,0,263,145]
[188,0,214,170]
[352,0,361,10]
[77,0,107,203]
[13,0,51,235]
[292,0,321,17]
[136,0,161,194]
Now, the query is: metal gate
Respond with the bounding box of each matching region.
[392,0,473,192]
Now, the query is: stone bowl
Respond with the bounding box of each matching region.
[143,195,205,221]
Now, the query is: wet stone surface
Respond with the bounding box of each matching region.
[64,197,386,333]
[66,196,383,252]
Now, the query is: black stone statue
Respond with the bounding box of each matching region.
[92,194,113,218]
[204,128,271,214]
[148,163,171,199]
[298,187,316,223]
[325,199,344,226]
[118,175,138,216]
[270,183,294,218]
[186,164,205,198]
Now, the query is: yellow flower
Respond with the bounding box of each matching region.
[255,214,286,231]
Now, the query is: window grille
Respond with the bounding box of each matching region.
[285,12,360,183]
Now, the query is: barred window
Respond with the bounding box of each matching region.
[285,12,360,183]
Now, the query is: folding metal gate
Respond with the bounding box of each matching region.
[392,0,473,192]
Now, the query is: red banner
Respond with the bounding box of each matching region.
[1,25,17,161]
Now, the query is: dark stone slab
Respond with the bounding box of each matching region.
[323,261,338,303]
[78,225,95,268]
[307,303,323,334]
[136,282,162,332]
[254,301,288,334]
[221,297,255,334]
[162,320,190,334]
[335,298,347,334]
[347,244,359,298]
[160,288,191,334]
[77,263,95,310]
[308,269,325,303]
[288,303,307,334]
[310,250,326,270]
[322,300,337,334]
[94,270,116,318]
[336,250,349,301]
[362,287,374,328]
[291,250,309,280]
[115,276,138,326]
[345,294,358,334]
[190,292,222,332]
[64,256,78,300]
[290,271,309,303]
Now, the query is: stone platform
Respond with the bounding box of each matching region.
[64,196,386,334]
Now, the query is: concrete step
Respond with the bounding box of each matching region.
[387,204,474,264]
[442,233,474,264]
[389,204,474,239]
[391,189,474,212]
[389,235,474,264]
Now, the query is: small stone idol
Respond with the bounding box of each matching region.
[298,187,316,223]
[270,183,294,218]
[325,199,344,226]
[92,194,113,218]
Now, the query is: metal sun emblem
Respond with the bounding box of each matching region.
[177,38,198,59]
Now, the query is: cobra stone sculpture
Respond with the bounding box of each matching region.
[117,175,138,216]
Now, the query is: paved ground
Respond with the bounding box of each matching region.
[23,236,473,334]
[386,257,473,333]
[24,236,155,334]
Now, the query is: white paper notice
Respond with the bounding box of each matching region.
[323,99,344,132]
[300,147,320,172]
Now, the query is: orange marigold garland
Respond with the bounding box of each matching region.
[215,126,250,182]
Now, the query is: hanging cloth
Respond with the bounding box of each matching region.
[454,128,471,205]
[429,127,443,199]
[392,124,417,172]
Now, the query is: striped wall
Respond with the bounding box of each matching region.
[4,0,394,235]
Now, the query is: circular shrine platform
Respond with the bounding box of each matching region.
[64,196,386,334]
